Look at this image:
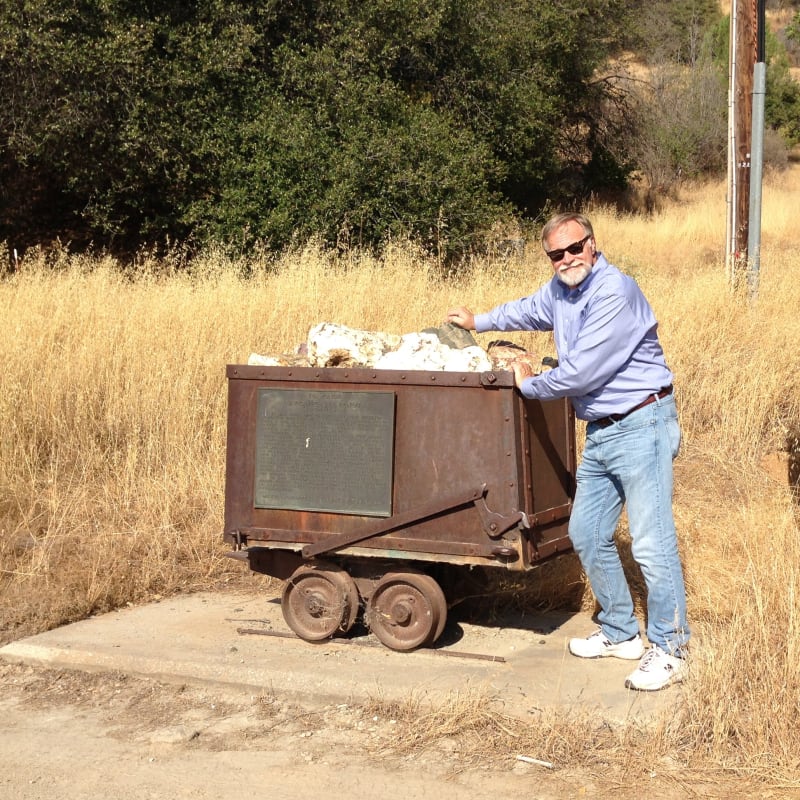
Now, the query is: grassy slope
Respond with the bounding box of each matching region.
[1,166,799,784]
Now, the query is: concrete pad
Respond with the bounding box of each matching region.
[0,590,680,722]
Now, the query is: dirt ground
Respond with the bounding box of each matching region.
[1,660,761,800]
[0,661,580,800]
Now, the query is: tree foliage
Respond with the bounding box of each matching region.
[624,0,723,64]
[610,59,728,200]
[608,8,800,201]
[764,31,800,147]
[706,15,800,147]
[0,0,634,256]
[2,0,798,258]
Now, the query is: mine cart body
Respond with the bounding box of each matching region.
[223,364,576,650]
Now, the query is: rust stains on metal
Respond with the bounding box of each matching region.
[223,364,576,649]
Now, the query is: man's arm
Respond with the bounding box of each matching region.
[446,305,543,392]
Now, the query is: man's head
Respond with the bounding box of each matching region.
[541,212,597,288]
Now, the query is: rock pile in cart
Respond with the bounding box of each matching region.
[248,321,544,374]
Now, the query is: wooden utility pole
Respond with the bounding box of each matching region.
[727,0,758,288]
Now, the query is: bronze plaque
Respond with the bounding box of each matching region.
[254,388,395,516]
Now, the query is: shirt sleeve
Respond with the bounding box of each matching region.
[523,290,651,401]
[474,285,555,334]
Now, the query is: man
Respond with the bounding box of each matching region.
[447,212,689,691]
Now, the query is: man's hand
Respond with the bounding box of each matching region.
[511,358,536,390]
[446,306,476,330]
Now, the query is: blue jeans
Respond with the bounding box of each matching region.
[569,394,690,656]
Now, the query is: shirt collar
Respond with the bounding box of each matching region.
[554,252,607,297]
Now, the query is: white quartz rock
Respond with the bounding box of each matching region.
[307,322,401,367]
[442,345,493,372]
[300,321,494,372]
[247,353,284,366]
[373,333,492,372]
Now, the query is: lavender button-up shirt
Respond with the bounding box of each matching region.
[474,254,673,421]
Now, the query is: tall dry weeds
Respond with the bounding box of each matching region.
[1,166,800,785]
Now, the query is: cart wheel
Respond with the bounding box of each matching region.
[281,562,360,642]
[366,572,448,651]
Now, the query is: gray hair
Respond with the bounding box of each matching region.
[541,212,594,248]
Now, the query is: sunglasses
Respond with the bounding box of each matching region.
[545,235,591,263]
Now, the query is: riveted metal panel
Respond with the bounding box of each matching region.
[223,365,575,572]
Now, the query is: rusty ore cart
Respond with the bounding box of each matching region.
[223,364,576,651]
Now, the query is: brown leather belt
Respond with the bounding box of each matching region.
[592,385,673,428]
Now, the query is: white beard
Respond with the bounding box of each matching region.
[556,264,591,287]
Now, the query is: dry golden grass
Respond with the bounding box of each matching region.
[2,165,800,788]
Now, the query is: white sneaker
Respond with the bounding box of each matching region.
[625,645,687,691]
[568,629,645,660]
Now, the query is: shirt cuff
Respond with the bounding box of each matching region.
[519,376,538,399]
[474,313,492,333]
